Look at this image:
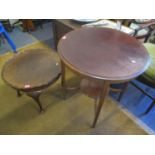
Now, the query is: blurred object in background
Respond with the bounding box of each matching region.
[0,19,12,32]
[21,19,35,32]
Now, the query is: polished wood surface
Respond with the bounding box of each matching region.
[58,27,150,82]
[2,49,61,92]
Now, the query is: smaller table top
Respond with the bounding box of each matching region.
[58,27,150,82]
[2,49,61,91]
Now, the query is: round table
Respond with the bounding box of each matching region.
[2,49,61,112]
[58,27,150,127]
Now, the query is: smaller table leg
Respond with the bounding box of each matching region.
[16,90,22,97]
[61,61,68,98]
[27,91,44,112]
[92,81,110,128]
[61,60,67,89]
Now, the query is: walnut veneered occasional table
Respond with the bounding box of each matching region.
[2,49,61,112]
[58,27,150,127]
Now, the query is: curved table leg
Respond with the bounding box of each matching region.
[16,90,22,97]
[27,91,44,113]
[92,81,110,128]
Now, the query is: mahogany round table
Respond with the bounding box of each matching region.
[58,27,150,127]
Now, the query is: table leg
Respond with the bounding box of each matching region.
[94,99,98,115]
[92,81,110,128]
[16,90,22,97]
[61,61,80,91]
[27,91,44,112]
[61,61,68,99]
[61,60,66,89]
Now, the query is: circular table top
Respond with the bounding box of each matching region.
[58,27,150,82]
[2,49,61,91]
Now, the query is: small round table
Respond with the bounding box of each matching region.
[58,27,150,127]
[2,49,61,112]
